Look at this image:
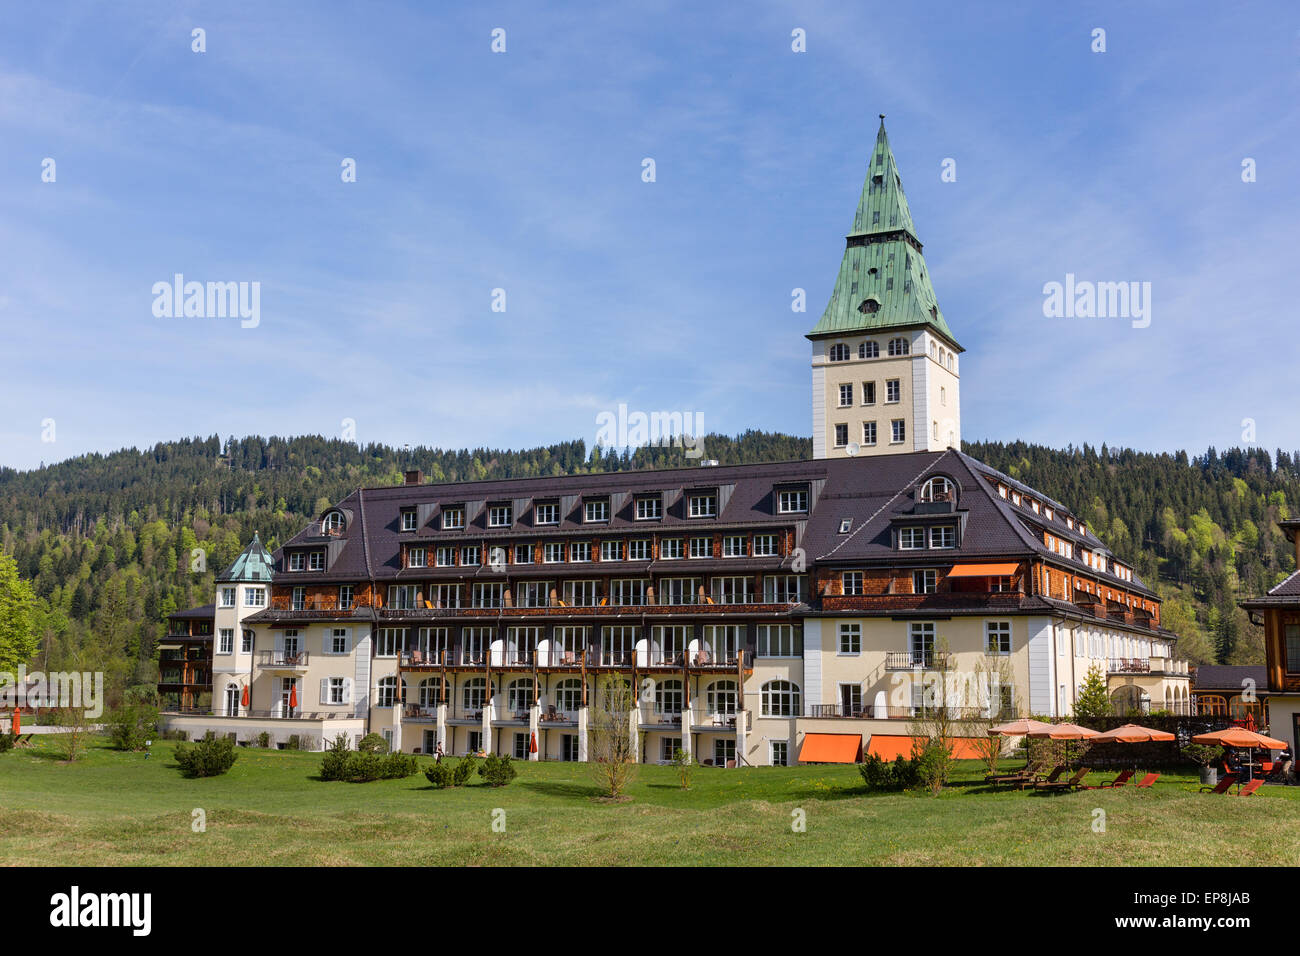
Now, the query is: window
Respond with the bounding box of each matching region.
[408,547,427,568]
[328,677,346,705]
[241,630,254,653]
[842,571,864,595]
[986,621,1012,655]
[919,476,954,502]
[543,542,565,563]
[462,678,492,711]
[600,540,622,561]
[888,337,910,356]
[862,381,876,405]
[461,545,480,566]
[909,622,935,663]
[514,732,530,760]
[829,343,850,362]
[834,423,848,447]
[569,541,591,562]
[758,624,802,657]
[462,628,492,665]
[377,676,398,708]
[418,676,444,708]
[712,576,753,604]
[218,628,234,655]
[722,535,746,558]
[323,511,345,533]
[703,625,741,661]
[442,506,464,530]
[838,623,861,654]
[839,384,853,407]
[401,509,417,532]
[220,587,236,607]
[376,628,402,657]
[778,489,808,513]
[940,386,946,406]
[609,579,647,606]
[654,679,683,715]
[534,502,559,525]
[661,738,680,762]
[761,680,801,717]
[585,499,610,523]
[1286,625,1300,673]
[707,680,738,715]
[913,569,937,594]
[600,627,638,666]
[554,678,583,712]
[433,584,460,609]
[561,734,579,761]
[291,586,306,611]
[388,585,416,610]
[513,544,534,565]
[562,580,599,607]
[627,539,650,561]
[472,583,503,609]
[244,587,266,607]
[506,677,535,711]
[886,379,900,403]
[488,503,512,528]
[661,538,683,559]
[770,740,789,766]
[659,578,700,605]
[860,341,878,359]
[930,526,956,549]
[515,581,551,609]
[891,419,906,444]
[764,575,805,603]
[636,496,662,520]
[329,628,350,654]
[899,528,925,550]
[689,536,711,559]
[753,534,779,557]
[863,421,877,445]
[308,551,325,571]
[289,552,305,571]
[688,493,718,518]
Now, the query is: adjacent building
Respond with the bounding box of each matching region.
[162,120,1190,763]
[1240,518,1300,753]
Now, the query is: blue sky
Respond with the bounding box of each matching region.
[1,1,1296,471]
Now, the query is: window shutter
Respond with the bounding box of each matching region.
[274,631,284,654]
[320,678,329,705]
[272,677,282,716]
[343,678,353,705]
[343,628,352,654]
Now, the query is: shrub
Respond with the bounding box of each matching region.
[319,734,351,781]
[107,702,159,751]
[913,738,955,795]
[357,733,389,754]
[0,733,15,753]
[426,755,476,788]
[670,747,695,790]
[285,735,302,751]
[478,753,517,787]
[858,753,921,791]
[256,731,271,748]
[174,734,238,778]
[320,734,417,782]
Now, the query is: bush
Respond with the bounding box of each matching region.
[320,734,351,781]
[256,731,271,748]
[357,733,389,754]
[320,734,417,782]
[913,738,955,795]
[107,702,159,751]
[174,733,238,778]
[858,753,921,791]
[478,753,517,787]
[0,733,14,753]
[425,755,477,789]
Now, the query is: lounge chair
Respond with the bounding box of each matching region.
[985,767,1039,785]
[1087,769,1135,790]
[1198,773,1237,794]
[1235,778,1263,797]
[1134,772,1160,789]
[1035,768,1089,792]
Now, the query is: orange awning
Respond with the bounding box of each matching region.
[866,735,987,760]
[797,733,863,764]
[947,562,1019,577]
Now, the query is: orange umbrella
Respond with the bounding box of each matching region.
[240,685,249,707]
[988,718,1056,737]
[1027,723,1101,740]
[288,683,298,710]
[1192,727,1286,784]
[1088,723,1174,743]
[529,731,537,756]
[11,709,19,735]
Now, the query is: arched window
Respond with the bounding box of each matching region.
[1110,685,1149,715]
[919,476,955,502]
[418,677,444,709]
[707,679,737,715]
[887,337,909,356]
[224,682,241,717]
[829,343,850,362]
[761,680,801,717]
[322,511,345,533]
[507,678,535,713]
[462,677,494,711]
[859,341,878,359]
[553,679,583,712]
[377,676,398,708]
[858,298,880,314]
[654,679,683,715]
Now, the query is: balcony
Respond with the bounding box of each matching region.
[884,651,950,670]
[258,650,310,672]
[1108,657,1151,674]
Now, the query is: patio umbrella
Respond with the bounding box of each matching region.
[240,685,249,708]
[529,731,538,756]
[11,709,19,735]
[1026,722,1100,769]
[288,683,298,712]
[1088,723,1175,773]
[988,718,1057,772]
[1191,728,1287,784]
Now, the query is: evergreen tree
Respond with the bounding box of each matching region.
[1073,664,1113,720]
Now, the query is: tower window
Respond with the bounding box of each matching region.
[886,379,900,403]
[891,420,906,444]
[859,341,878,359]
[888,337,910,356]
[833,424,848,448]
[829,343,850,362]
[858,298,880,314]
[863,421,877,446]
[862,381,876,405]
[838,384,853,407]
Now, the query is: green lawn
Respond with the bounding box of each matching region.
[2,736,1296,866]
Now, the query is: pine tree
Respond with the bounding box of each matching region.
[1073,664,1112,720]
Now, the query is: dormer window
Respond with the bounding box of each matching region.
[322,511,345,534]
[918,476,955,503]
[839,518,852,534]
[777,488,809,514]
[829,343,850,362]
[308,550,325,571]
[858,298,880,314]
[400,509,418,532]
[688,492,718,518]
[488,503,512,528]
[635,495,662,520]
[584,498,610,523]
[442,505,465,530]
[534,501,559,525]
[288,552,305,572]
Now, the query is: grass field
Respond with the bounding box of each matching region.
[2,736,1297,866]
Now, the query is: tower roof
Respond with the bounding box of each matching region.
[807,118,960,348]
[216,531,275,583]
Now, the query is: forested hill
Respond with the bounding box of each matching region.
[0,433,1292,691]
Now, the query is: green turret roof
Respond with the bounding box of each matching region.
[216,531,275,583]
[807,118,961,349]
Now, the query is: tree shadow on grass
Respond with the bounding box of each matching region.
[517,780,606,800]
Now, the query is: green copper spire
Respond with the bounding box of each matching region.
[807,117,960,347]
[216,531,275,583]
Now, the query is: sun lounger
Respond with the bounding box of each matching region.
[1235,779,1263,797]
[1087,769,1135,790]
[1134,772,1160,789]
[1035,768,1089,792]
[1199,774,1237,794]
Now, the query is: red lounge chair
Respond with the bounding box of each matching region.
[1199,774,1237,794]
[1088,769,1135,790]
[1035,768,1088,792]
[1134,772,1160,789]
[1235,779,1263,797]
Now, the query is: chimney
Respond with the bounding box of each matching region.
[404,469,422,486]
